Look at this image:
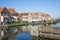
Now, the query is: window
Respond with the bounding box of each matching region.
[2,13,8,16]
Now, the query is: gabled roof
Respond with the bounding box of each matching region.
[0,8,4,13]
[31,13,38,16]
[0,7,17,14]
[21,13,28,16]
[41,14,50,17]
[45,14,50,16]
[8,8,16,14]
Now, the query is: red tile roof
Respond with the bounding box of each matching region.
[41,14,45,16]
[41,14,50,17]
[45,14,50,16]
[31,13,38,16]
[0,8,16,14]
[0,8,4,13]
[21,13,28,16]
[8,8,16,14]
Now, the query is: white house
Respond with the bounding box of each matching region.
[0,7,20,23]
[21,13,28,21]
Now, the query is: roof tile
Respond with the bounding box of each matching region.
[8,8,16,14]
[0,8,4,13]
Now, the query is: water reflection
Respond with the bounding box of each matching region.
[53,23,60,27]
[14,32,31,40]
[2,22,60,40]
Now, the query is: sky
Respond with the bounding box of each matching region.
[0,0,60,19]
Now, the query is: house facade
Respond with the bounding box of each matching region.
[21,12,28,21]
[0,7,9,24]
[0,7,20,24]
[0,7,52,24]
[8,8,19,21]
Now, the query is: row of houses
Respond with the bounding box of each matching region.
[0,7,52,24]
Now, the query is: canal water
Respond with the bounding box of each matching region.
[53,23,60,27]
[2,23,60,40]
[14,32,31,40]
[13,23,60,40]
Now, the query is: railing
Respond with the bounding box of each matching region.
[39,31,60,39]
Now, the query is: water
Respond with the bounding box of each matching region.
[14,32,31,40]
[53,23,60,27]
[14,23,60,40]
